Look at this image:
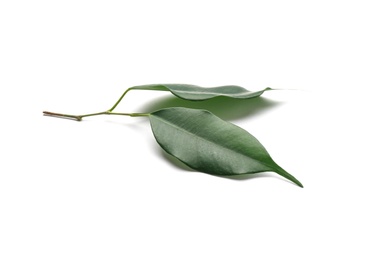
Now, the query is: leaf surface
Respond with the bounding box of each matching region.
[132,84,272,101]
[149,107,303,187]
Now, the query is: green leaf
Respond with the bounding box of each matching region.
[132,84,272,101]
[149,107,303,187]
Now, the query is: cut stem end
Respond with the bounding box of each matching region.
[43,111,82,121]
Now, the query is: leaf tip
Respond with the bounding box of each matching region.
[272,164,303,188]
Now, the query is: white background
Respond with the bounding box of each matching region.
[1,0,389,259]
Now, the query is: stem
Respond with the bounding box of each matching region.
[107,85,167,112]
[108,87,133,112]
[42,111,83,121]
[43,110,149,121]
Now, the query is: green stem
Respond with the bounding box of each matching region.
[108,85,167,112]
[108,87,133,112]
[43,110,149,121]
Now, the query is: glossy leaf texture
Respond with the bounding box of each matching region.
[131,84,272,101]
[149,107,303,187]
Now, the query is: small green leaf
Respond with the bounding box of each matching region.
[132,84,272,101]
[149,107,303,187]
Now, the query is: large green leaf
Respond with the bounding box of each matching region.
[149,107,303,187]
[131,84,272,101]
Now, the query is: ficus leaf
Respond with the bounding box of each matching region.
[131,84,272,101]
[149,107,303,187]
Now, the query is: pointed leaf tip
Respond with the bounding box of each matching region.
[149,107,302,187]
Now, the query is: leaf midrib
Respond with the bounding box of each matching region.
[151,114,270,168]
[171,90,262,96]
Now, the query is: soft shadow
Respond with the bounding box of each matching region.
[219,173,297,186]
[139,96,282,121]
[102,117,150,129]
[218,172,291,184]
[160,150,196,172]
